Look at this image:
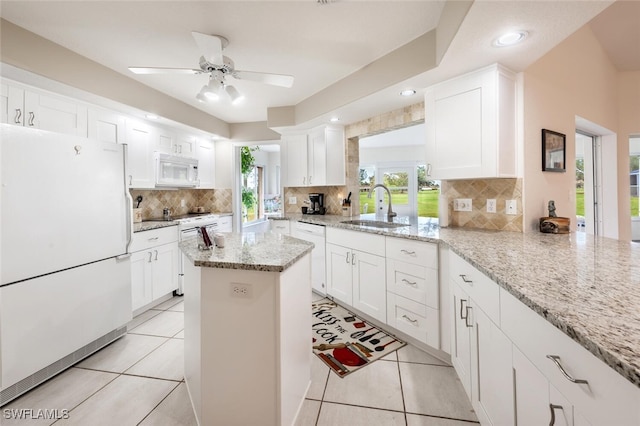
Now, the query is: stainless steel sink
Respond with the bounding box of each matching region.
[340,219,409,229]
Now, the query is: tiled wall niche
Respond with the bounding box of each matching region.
[441,178,523,232]
[129,188,232,220]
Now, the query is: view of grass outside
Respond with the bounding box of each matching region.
[359,190,439,217]
[576,188,639,218]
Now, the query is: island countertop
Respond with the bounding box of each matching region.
[270,213,640,388]
[179,232,313,272]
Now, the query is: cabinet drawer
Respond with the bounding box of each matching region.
[386,292,439,348]
[386,259,438,309]
[449,251,499,325]
[270,220,290,234]
[326,228,385,257]
[130,226,178,252]
[386,237,437,268]
[501,288,639,425]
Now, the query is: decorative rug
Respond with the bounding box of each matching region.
[312,299,406,377]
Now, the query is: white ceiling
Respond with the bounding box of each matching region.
[0,0,633,129]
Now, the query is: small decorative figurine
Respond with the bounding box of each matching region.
[540,200,569,233]
[548,200,557,217]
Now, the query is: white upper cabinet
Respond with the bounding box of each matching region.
[196,138,215,189]
[174,134,196,158]
[125,120,156,189]
[425,63,517,180]
[88,108,126,143]
[3,81,88,136]
[283,125,345,187]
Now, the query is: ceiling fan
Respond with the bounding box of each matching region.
[129,32,294,104]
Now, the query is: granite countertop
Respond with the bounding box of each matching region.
[133,212,233,233]
[270,213,640,388]
[180,232,313,272]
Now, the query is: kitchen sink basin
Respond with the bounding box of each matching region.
[340,219,409,229]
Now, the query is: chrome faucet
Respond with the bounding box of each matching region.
[368,184,397,220]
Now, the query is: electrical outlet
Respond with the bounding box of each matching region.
[181,199,186,207]
[288,196,297,205]
[487,199,497,213]
[230,283,252,298]
[506,199,517,215]
[453,198,472,212]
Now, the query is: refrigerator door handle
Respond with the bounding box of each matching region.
[123,144,134,253]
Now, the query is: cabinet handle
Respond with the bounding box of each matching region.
[402,314,418,324]
[128,175,133,186]
[460,298,468,320]
[147,252,153,263]
[465,306,473,327]
[351,252,356,265]
[426,163,432,177]
[459,274,473,284]
[346,252,350,264]
[148,237,159,241]
[549,404,563,426]
[400,249,416,256]
[154,249,158,261]
[546,355,589,384]
[14,108,22,124]
[28,112,35,126]
[309,176,312,185]
[401,278,418,287]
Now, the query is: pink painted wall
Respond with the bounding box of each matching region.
[522,25,639,240]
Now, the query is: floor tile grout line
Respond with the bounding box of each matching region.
[121,337,181,379]
[405,411,481,424]
[396,359,408,426]
[317,400,407,415]
[135,381,182,426]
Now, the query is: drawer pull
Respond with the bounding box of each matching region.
[401,278,418,287]
[459,274,473,284]
[465,306,473,328]
[460,299,468,320]
[402,314,418,324]
[549,404,563,425]
[546,355,589,384]
[400,249,416,256]
[148,237,159,241]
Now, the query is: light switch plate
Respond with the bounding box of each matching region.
[454,198,472,212]
[506,199,517,215]
[288,196,297,205]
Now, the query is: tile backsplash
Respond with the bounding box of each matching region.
[284,186,347,215]
[130,188,232,220]
[441,178,523,232]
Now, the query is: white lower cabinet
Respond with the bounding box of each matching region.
[130,228,179,312]
[326,228,386,323]
[386,292,439,347]
[451,282,472,397]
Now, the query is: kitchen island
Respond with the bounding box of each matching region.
[180,232,314,426]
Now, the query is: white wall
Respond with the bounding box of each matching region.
[360,145,426,165]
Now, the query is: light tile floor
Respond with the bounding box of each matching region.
[2,294,478,426]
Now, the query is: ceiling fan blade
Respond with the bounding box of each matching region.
[191,32,227,65]
[129,67,202,75]
[232,70,294,88]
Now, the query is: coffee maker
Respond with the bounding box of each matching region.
[308,193,325,215]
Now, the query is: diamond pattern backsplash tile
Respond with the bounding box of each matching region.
[284,186,347,215]
[442,178,523,232]
[130,188,232,220]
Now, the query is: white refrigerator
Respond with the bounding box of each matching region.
[0,124,132,405]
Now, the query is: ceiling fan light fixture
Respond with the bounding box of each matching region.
[196,85,210,103]
[225,85,244,104]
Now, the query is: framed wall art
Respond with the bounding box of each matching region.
[542,129,566,172]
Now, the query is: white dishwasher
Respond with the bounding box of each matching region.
[293,221,326,296]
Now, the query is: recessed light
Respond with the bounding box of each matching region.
[400,89,416,97]
[329,117,340,122]
[493,31,528,47]
[145,113,159,120]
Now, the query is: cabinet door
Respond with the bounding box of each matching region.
[513,345,550,426]
[152,243,179,299]
[284,134,308,186]
[131,250,153,311]
[7,85,25,126]
[308,129,326,186]
[125,121,156,188]
[88,108,125,143]
[326,243,352,305]
[325,126,345,185]
[176,136,196,158]
[451,283,472,398]
[156,128,175,154]
[0,83,9,124]
[471,304,514,426]
[352,249,386,323]
[196,138,215,188]
[23,89,87,136]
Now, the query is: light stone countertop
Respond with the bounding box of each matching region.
[272,213,640,388]
[133,212,233,233]
[179,232,313,272]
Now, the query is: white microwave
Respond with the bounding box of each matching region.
[155,153,199,188]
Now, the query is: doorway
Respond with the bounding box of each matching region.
[575,131,599,235]
[630,136,640,241]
